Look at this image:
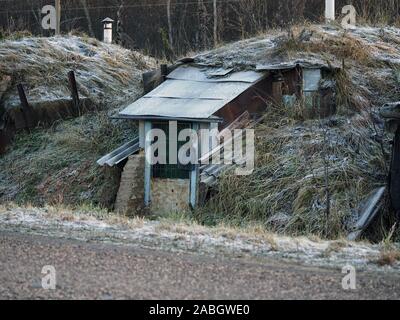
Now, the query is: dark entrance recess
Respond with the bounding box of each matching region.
[152,122,191,180]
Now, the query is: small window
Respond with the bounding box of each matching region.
[303,69,322,110]
[303,69,321,91]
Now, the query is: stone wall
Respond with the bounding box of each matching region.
[151,178,190,215]
[115,152,145,215]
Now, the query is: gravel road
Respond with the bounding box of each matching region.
[1,231,399,300]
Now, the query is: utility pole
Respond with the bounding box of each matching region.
[55,0,61,35]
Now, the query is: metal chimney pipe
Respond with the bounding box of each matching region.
[102,17,114,44]
[325,0,335,22]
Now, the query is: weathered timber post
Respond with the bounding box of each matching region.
[213,0,218,47]
[166,0,173,50]
[160,64,168,82]
[55,0,61,35]
[67,71,80,116]
[17,84,36,129]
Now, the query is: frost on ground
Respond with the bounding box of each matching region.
[0,205,399,273]
[1,25,400,244]
[0,35,157,207]
[0,35,157,109]
[197,24,400,108]
[193,24,400,239]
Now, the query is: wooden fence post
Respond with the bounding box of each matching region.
[17,83,36,129]
[55,0,61,35]
[68,71,80,116]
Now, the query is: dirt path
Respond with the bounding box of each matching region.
[1,231,399,300]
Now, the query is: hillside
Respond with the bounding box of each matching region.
[0,34,155,109]
[1,24,400,241]
[193,24,400,240]
[0,35,157,207]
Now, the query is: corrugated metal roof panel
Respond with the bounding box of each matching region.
[200,164,234,185]
[120,65,265,120]
[167,65,262,83]
[206,67,234,77]
[144,79,253,100]
[97,137,140,167]
[120,97,229,119]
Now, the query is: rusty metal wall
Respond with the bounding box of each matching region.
[215,69,302,127]
[215,67,335,125]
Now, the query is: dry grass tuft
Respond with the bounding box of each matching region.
[197,107,389,240]
[0,35,156,110]
[42,203,145,229]
[0,111,135,207]
[375,249,400,266]
[192,25,400,241]
[0,34,157,208]
[156,211,278,248]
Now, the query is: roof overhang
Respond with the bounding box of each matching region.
[113,115,223,123]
